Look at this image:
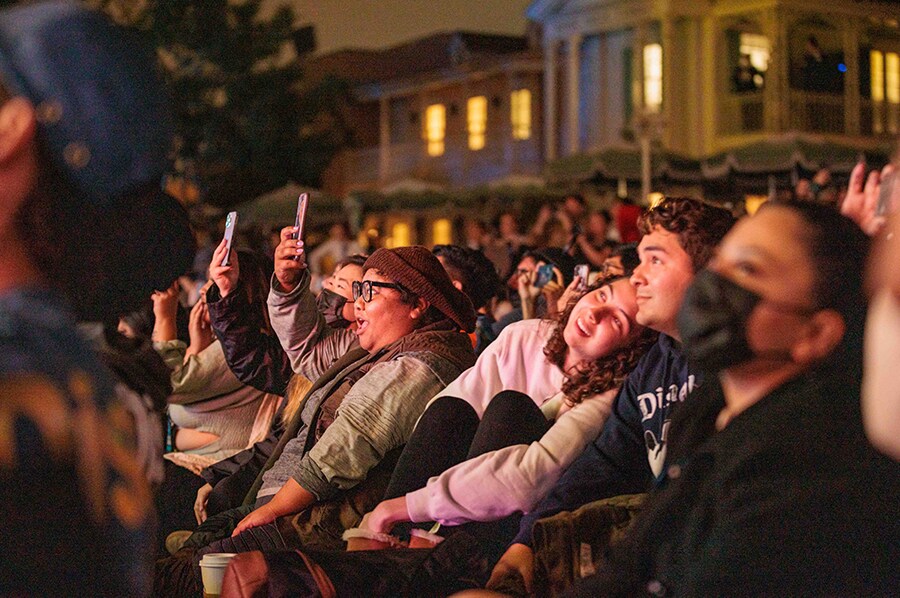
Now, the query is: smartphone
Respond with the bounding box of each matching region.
[877,170,896,217]
[293,193,309,240]
[222,211,237,267]
[292,193,309,262]
[534,263,555,288]
[574,264,590,291]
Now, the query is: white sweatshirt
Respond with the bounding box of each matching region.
[405,389,615,525]
[406,319,617,525]
[427,319,564,417]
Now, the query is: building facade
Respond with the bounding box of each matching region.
[529,0,899,193]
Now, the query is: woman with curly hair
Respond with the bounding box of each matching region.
[356,276,656,560]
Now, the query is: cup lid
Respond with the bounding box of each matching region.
[200,553,238,566]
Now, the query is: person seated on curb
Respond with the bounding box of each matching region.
[569,202,899,596]
[355,275,656,563]
[0,2,194,594]
[154,240,476,596]
[488,197,735,592]
[185,251,365,526]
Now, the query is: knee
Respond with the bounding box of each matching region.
[483,390,534,420]
[420,396,479,428]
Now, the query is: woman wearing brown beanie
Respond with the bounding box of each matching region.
[154,230,479,595]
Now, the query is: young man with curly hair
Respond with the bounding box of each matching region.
[489,196,735,591]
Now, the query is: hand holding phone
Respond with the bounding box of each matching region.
[292,193,309,261]
[222,211,238,267]
[574,264,589,292]
[534,263,555,288]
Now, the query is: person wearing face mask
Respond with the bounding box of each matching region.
[316,255,366,330]
[180,247,364,535]
[568,202,899,596]
[155,241,476,596]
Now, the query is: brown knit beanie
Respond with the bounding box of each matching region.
[364,246,477,332]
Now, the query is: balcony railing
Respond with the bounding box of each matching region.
[788,90,845,134]
[719,91,764,135]
[344,134,543,189]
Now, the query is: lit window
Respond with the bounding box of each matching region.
[643,43,663,112]
[870,50,899,134]
[739,33,770,72]
[872,51,885,102]
[467,96,487,150]
[432,218,453,246]
[387,222,411,248]
[425,104,445,156]
[510,89,531,140]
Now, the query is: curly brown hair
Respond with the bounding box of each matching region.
[637,196,735,271]
[543,276,657,404]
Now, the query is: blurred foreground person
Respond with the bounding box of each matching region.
[0,1,193,595]
[571,203,898,596]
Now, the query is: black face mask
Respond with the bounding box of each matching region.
[677,270,762,372]
[316,288,352,329]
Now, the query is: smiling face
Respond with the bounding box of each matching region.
[562,278,641,370]
[353,269,420,352]
[630,226,696,339]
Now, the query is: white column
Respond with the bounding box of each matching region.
[543,39,558,161]
[567,33,582,155]
[660,18,675,149]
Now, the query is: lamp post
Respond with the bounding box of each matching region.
[634,111,665,205]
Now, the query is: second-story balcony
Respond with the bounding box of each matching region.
[343,133,543,191]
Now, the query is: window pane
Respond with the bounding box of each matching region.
[886,53,899,103]
[872,51,885,102]
[425,104,445,156]
[432,218,453,246]
[510,89,531,140]
[643,43,663,111]
[467,96,487,150]
[739,33,770,72]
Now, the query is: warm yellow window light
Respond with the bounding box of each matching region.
[432,218,453,246]
[872,51,885,102]
[643,43,663,112]
[739,33,770,72]
[886,52,899,104]
[510,88,531,140]
[425,104,445,156]
[467,96,487,150]
[745,194,768,216]
[390,221,411,248]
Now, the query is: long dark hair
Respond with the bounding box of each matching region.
[543,276,656,404]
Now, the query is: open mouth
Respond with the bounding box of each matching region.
[575,318,592,337]
[356,319,369,335]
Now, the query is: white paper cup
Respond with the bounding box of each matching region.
[199,552,237,597]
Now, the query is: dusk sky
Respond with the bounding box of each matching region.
[263,0,535,55]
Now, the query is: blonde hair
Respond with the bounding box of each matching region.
[281,373,314,425]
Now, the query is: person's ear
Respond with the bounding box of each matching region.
[409,297,429,320]
[0,97,37,164]
[791,310,845,364]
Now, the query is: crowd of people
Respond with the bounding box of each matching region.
[1,3,898,598]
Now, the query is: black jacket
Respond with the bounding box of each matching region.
[206,281,293,396]
[570,365,900,597]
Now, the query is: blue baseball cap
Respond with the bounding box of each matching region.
[0,1,194,319]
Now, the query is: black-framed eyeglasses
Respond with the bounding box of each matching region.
[352,280,407,302]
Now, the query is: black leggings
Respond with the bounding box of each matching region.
[383,390,551,561]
